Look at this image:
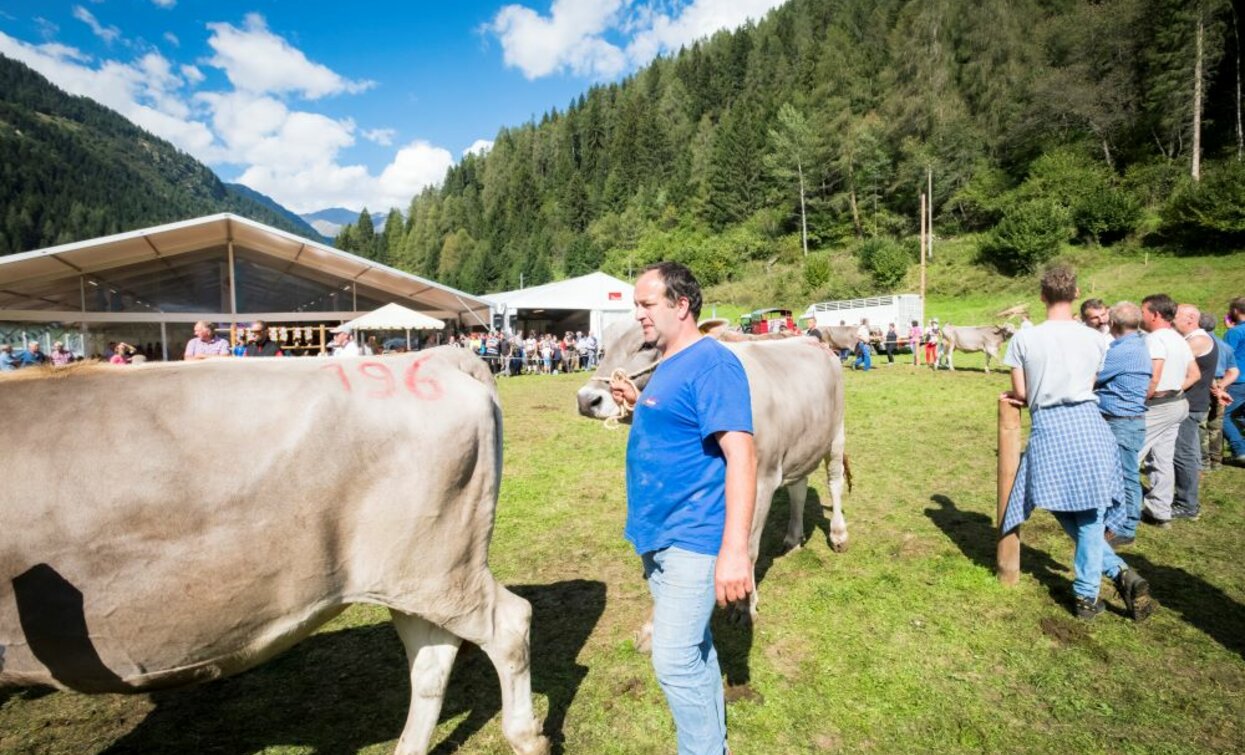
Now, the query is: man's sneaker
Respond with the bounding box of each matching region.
[1141,510,1171,529]
[1075,595,1105,621]
[1108,533,1136,547]
[1171,509,1201,521]
[1113,568,1154,622]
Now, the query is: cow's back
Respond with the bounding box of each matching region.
[727,339,843,483]
[0,349,500,692]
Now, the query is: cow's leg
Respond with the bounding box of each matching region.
[448,580,550,755]
[984,346,996,374]
[635,608,654,655]
[825,424,849,553]
[782,477,809,552]
[947,344,955,371]
[729,473,779,626]
[390,610,462,755]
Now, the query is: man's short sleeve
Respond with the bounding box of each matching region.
[693,353,753,440]
[1003,331,1026,369]
[1147,332,1168,360]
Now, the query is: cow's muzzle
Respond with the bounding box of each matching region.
[576,385,618,419]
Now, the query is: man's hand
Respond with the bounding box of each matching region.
[715,544,753,608]
[609,376,637,408]
[1000,390,1025,407]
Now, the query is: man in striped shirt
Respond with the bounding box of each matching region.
[1094,302,1151,547]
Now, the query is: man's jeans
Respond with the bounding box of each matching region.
[642,547,726,755]
[1173,410,1208,516]
[1104,416,1145,538]
[1140,398,1188,521]
[1223,382,1245,456]
[1052,508,1127,600]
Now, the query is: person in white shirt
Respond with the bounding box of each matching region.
[1138,294,1201,526]
[1080,298,1113,345]
[331,328,361,358]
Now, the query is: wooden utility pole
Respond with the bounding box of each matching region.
[926,167,934,261]
[919,193,927,304]
[997,398,1022,585]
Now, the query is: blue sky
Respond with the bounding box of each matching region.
[0,0,784,214]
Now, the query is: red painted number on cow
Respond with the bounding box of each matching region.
[404,357,444,401]
[322,360,442,400]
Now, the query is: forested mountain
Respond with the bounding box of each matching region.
[0,55,317,254]
[364,0,1245,294]
[224,183,326,242]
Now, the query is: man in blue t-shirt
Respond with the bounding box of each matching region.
[611,261,756,755]
[1223,297,1245,463]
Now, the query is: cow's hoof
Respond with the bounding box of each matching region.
[634,629,652,655]
[517,735,552,755]
[780,537,803,554]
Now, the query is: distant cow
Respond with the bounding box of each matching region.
[814,325,861,351]
[940,323,1016,373]
[576,322,848,642]
[0,352,548,755]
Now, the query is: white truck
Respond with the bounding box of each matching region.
[802,294,925,347]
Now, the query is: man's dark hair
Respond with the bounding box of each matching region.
[1141,294,1176,322]
[1079,298,1105,319]
[1039,265,1078,304]
[1230,296,1245,321]
[642,261,703,319]
[1199,312,1217,332]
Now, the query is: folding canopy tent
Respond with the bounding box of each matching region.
[336,302,445,350]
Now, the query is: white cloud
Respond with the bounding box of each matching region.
[34,17,59,41]
[463,138,493,157]
[488,0,627,79]
[487,0,786,79]
[163,31,180,47]
[626,0,784,63]
[72,5,120,45]
[206,13,374,99]
[362,127,396,146]
[0,20,451,216]
[152,0,177,7]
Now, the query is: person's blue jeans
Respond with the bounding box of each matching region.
[854,343,872,371]
[1223,382,1245,456]
[1051,508,1127,600]
[642,546,726,755]
[1104,416,1145,538]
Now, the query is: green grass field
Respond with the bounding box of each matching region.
[2,361,1244,754]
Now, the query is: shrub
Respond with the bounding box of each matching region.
[857,236,914,288]
[981,198,1074,273]
[1020,148,1141,243]
[803,253,832,290]
[1160,160,1245,248]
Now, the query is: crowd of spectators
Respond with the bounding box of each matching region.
[1001,266,1243,620]
[443,329,601,376]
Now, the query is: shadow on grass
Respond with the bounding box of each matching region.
[1121,553,1245,660]
[714,487,830,691]
[101,580,605,755]
[924,494,1074,607]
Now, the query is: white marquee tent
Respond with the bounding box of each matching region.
[486,272,634,337]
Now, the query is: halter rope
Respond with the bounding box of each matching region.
[589,361,659,429]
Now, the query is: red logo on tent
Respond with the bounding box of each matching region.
[608,291,622,301]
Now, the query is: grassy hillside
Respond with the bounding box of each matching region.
[704,241,1245,330]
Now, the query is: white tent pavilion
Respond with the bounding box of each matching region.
[337,302,445,350]
[486,272,634,337]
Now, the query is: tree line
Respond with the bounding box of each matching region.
[347,0,1243,294]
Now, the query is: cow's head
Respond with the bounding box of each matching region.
[576,320,659,420]
[997,323,1017,338]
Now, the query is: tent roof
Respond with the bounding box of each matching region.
[486,271,633,312]
[0,213,490,322]
[337,302,445,331]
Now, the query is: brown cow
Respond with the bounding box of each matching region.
[940,323,1016,373]
[0,351,548,755]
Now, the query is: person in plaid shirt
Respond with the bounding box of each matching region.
[1001,265,1153,622]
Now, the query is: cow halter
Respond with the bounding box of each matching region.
[590,360,659,429]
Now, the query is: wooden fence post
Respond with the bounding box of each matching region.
[997,398,1022,585]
